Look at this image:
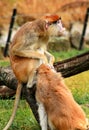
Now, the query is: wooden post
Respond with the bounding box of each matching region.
[4,8,17,57]
[79,8,89,50]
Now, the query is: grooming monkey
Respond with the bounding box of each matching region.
[36,64,89,130]
[3,14,65,130]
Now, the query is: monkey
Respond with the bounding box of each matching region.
[9,14,65,88]
[3,14,65,130]
[36,64,89,130]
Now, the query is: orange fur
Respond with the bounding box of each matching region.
[36,64,88,130]
[10,55,40,83]
[43,14,61,23]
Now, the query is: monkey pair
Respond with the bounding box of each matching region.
[3,14,65,130]
[3,14,88,130]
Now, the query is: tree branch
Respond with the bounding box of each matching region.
[54,51,89,77]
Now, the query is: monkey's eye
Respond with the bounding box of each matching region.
[52,18,61,24]
[46,22,52,29]
[47,22,52,26]
[57,20,60,24]
[53,21,57,24]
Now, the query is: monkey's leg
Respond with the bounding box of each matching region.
[44,51,55,66]
[3,83,22,130]
[12,49,48,63]
[27,71,37,88]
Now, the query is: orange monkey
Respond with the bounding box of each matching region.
[36,64,89,130]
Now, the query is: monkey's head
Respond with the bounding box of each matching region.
[36,64,56,77]
[37,64,50,74]
[43,14,65,36]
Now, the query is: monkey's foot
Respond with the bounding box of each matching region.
[27,82,33,88]
[27,81,36,88]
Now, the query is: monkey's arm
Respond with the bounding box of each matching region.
[11,48,48,63]
[44,51,55,65]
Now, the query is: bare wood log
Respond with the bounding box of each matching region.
[0,86,15,98]
[0,66,17,89]
[54,51,89,77]
[0,51,89,124]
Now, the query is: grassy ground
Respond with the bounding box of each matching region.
[0,49,89,130]
[0,100,40,130]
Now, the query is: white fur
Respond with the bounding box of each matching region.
[38,103,47,130]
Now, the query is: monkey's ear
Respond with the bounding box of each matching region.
[45,20,52,29]
[45,22,49,29]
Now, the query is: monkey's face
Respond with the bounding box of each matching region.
[47,19,65,37]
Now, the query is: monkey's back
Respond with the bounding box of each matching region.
[36,64,87,130]
[10,19,48,51]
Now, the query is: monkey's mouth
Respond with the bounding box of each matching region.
[61,27,66,33]
[58,27,66,36]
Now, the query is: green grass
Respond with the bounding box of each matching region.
[50,48,89,61]
[0,48,89,129]
[65,70,89,104]
[0,60,10,67]
[0,100,40,130]
[65,71,89,118]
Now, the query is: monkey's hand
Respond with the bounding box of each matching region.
[11,48,48,63]
[44,51,55,66]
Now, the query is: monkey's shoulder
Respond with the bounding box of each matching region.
[11,20,48,47]
[16,19,46,34]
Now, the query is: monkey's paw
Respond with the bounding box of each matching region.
[27,81,36,88]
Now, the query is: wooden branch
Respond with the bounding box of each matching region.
[54,51,89,77]
[0,66,17,89]
[0,86,15,98]
[0,51,89,124]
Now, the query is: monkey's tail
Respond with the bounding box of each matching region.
[3,83,22,130]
